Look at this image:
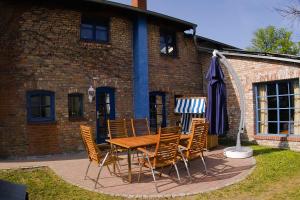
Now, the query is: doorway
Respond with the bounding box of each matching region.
[96,87,115,144]
[149,92,166,132]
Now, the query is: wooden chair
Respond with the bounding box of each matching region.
[126,119,135,137]
[80,125,119,188]
[131,118,151,136]
[107,119,128,139]
[107,119,128,165]
[137,126,181,191]
[178,121,209,180]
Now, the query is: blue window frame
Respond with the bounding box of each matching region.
[160,29,177,57]
[80,15,109,43]
[68,93,83,119]
[255,79,300,135]
[27,90,55,123]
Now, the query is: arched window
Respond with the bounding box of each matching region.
[27,90,55,123]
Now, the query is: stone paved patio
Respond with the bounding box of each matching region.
[0,147,256,198]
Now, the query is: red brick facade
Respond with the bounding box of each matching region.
[0,1,201,157]
[200,52,300,151]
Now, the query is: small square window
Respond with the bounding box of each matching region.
[68,93,84,119]
[160,30,177,57]
[80,15,109,43]
[27,90,55,123]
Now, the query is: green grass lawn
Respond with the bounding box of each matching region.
[1,145,300,200]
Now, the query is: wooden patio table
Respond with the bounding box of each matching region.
[107,134,191,183]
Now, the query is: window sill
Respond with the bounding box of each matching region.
[160,53,179,59]
[69,117,88,122]
[254,135,300,142]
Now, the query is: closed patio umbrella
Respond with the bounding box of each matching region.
[205,56,228,136]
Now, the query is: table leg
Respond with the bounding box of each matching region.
[127,149,132,183]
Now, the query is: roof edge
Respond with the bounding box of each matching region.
[85,0,197,29]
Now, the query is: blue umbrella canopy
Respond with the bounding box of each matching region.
[205,56,228,135]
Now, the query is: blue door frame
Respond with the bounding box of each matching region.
[96,87,115,144]
[149,92,166,132]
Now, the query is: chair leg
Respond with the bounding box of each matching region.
[183,159,191,181]
[173,163,181,182]
[94,152,110,189]
[201,156,208,174]
[145,154,158,192]
[179,150,191,180]
[138,160,143,182]
[85,160,92,180]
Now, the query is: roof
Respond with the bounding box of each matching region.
[218,49,300,64]
[84,0,197,30]
[195,35,239,50]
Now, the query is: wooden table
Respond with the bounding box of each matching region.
[107,134,191,183]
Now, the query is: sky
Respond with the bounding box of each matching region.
[110,0,300,49]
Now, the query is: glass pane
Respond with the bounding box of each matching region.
[279,122,289,134]
[80,24,93,40]
[168,45,175,54]
[268,110,277,121]
[167,35,173,44]
[105,94,110,104]
[278,82,289,95]
[41,106,51,118]
[70,96,82,117]
[267,84,276,96]
[279,96,289,108]
[267,97,277,108]
[31,107,41,118]
[268,122,278,134]
[41,95,51,106]
[280,109,289,121]
[290,122,295,134]
[160,36,167,54]
[81,23,93,29]
[95,28,108,42]
[31,95,40,106]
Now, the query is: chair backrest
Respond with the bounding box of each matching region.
[80,125,101,164]
[126,119,134,137]
[107,119,128,139]
[186,122,208,159]
[131,118,151,136]
[153,126,181,167]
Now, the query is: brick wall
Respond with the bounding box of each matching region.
[148,24,203,126]
[0,1,201,157]
[0,1,134,157]
[200,52,300,151]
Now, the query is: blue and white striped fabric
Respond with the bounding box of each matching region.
[174,98,206,133]
[174,98,206,114]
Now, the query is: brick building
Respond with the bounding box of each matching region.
[0,0,299,157]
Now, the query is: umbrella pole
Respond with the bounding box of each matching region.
[213,50,245,151]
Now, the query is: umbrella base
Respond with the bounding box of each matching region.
[224,146,253,159]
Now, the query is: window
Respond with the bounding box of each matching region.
[27,90,55,123]
[68,93,83,119]
[160,30,177,56]
[255,79,300,135]
[80,15,109,43]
